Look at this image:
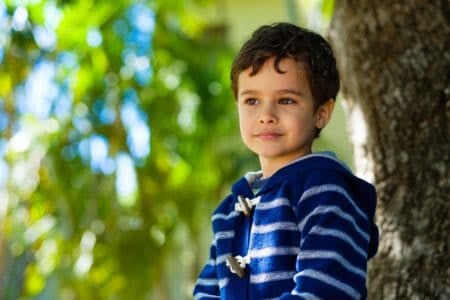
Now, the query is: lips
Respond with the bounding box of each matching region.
[255,131,283,140]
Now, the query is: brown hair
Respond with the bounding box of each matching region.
[230,22,340,112]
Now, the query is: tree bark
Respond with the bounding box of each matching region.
[329,1,449,299]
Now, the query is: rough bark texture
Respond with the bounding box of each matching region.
[329,1,449,299]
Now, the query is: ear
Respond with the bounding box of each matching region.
[315,99,335,129]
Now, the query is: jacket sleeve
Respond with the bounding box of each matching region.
[280,176,372,299]
[192,237,221,300]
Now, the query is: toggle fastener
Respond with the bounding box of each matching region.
[226,255,250,278]
[235,195,260,216]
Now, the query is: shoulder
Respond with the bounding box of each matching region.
[282,153,376,212]
[256,153,356,200]
[291,158,376,230]
[304,166,348,185]
[283,153,379,258]
[276,153,352,192]
[283,152,369,189]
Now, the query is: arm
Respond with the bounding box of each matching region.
[280,181,371,300]
[193,238,221,300]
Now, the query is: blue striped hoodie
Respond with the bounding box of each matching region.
[193,152,379,299]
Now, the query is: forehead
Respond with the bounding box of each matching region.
[237,57,310,93]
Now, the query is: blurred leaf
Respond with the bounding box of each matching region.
[321,0,335,20]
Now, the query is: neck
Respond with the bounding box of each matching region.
[259,151,312,178]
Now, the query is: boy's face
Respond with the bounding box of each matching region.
[237,57,325,175]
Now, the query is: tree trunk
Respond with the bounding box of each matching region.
[329,1,449,299]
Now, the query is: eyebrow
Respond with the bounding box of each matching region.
[239,88,305,97]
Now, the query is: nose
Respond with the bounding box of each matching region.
[258,105,277,124]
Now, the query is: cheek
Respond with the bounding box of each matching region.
[239,119,251,138]
[289,114,315,134]
[238,111,250,136]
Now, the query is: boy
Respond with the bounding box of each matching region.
[193,22,378,299]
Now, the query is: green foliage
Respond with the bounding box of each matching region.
[0,1,251,299]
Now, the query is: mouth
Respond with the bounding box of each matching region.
[255,132,283,140]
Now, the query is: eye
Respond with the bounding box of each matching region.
[279,98,296,105]
[244,98,259,105]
